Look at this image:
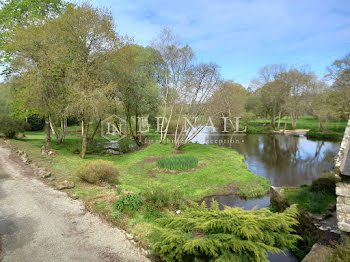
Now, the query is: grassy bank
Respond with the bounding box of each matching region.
[306,130,344,141]
[248,115,347,135]
[8,130,271,245]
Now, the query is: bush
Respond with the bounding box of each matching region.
[143,187,184,210]
[306,131,343,141]
[143,187,184,219]
[114,194,143,212]
[149,201,300,262]
[27,114,45,131]
[327,236,350,262]
[77,160,118,185]
[156,155,198,170]
[310,177,336,195]
[0,116,29,138]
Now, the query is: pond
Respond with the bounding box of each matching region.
[192,130,340,187]
[194,129,341,262]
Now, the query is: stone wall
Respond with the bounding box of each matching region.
[336,115,350,232]
[335,116,350,175]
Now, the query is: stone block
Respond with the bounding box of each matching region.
[336,186,350,197]
[338,222,350,232]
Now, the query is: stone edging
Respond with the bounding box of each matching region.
[2,139,151,259]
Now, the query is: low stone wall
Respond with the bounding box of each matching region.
[335,116,350,175]
[336,116,350,232]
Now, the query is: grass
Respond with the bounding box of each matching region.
[306,130,344,141]
[284,185,336,214]
[7,129,271,245]
[156,155,198,170]
[250,115,347,134]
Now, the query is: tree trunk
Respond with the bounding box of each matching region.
[283,116,288,131]
[89,118,101,142]
[60,116,67,144]
[277,111,282,129]
[49,115,61,143]
[291,115,297,130]
[44,116,52,150]
[81,120,89,159]
[271,107,276,130]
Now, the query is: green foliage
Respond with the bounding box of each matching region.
[310,176,336,195]
[0,116,29,138]
[157,155,198,170]
[114,194,143,212]
[150,201,300,262]
[306,131,343,141]
[290,210,322,259]
[27,114,45,131]
[115,186,123,195]
[143,187,184,210]
[284,182,336,214]
[327,236,350,262]
[77,160,119,185]
[143,187,184,219]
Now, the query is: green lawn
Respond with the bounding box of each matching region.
[8,130,271,243]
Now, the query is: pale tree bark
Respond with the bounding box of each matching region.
[277,111,282,129]
[44,116,52,150]
[81,120,89,159]
[49,115,61,143]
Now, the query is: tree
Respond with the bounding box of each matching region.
[307,80,338,130]
[0,0,66,74]
[6,12,70,150]
[259,80,288,129]
[172,62,221,149]
[327,53,350,117]
[280,69,313,129]
[151,27,195,144]
[105,44,163,146]
[209,80,248,128]
[56,4,120,158]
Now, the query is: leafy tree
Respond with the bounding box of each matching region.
[280,69,314,129]
[150,201,300,262]
[55,3,120,158]
[0,0,66,73]
[105,44,163,145]
[327,53,350,117]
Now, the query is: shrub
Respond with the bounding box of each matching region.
[149,201,300,262]
[114,194,143,212]
[327,236,350,262]
[156,155,198,170]
[143,187,184,210]
[27,114,45,131]
[310,177,336,195]
[0,116,29,138]
[143,187,184,219]
[77,160,118,185]
[306,131,343,141]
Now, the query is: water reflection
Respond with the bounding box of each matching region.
[192,131,340,187]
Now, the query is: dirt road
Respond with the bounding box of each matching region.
[0,145,149,262]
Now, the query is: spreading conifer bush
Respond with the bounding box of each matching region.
[156,155,198,170]
[77,160,118,185]
[149,201,300,262]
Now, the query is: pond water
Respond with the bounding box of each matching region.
[192,130,340,187]
[193,129,341,262]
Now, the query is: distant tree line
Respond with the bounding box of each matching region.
[0,0,349,157]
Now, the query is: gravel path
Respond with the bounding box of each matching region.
[0,145,149,262]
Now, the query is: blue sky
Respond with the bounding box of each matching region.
[90,0,350,86]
